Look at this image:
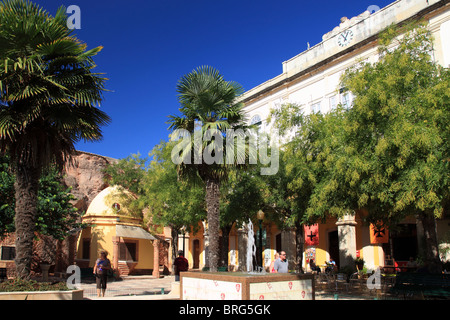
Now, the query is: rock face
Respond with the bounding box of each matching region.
[52,151,117,273]
[63,151,117,213]
[1,151,118,276]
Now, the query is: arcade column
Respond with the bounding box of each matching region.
[336,212,357,269]
[112,236,120,271]
[237,227,248,272]
[153,239,160,278]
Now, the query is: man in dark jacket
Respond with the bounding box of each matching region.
[174,250,189,281]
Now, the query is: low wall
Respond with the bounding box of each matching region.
[180,272,314,300]
[0,289,83,300]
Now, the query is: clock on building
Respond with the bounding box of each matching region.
[337,29,353,47]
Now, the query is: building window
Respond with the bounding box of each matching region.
[339,87,353,109]
[250,114,263,133]
[441,20,450,67]
[1,246,15,261]
[311,102,321,114]
[341,92,352,109]
[250,114,262,126]
[329,95,337,110]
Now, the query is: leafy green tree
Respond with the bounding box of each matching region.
[36,167,85,241]
[168,66,246,272]
[267,107,341,272]
[102,153,148,216]
[0,0,110,278]
[219,166,265,268]
[271,23,449,273]
[142,141,206,263]
[262,150,309,273]
[0,155,85,241]
[0,155,15,237]
[103,154,147,196]
[292,106,358,221]
[103,141,207,264]
[340,22,449,273]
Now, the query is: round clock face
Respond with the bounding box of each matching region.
[338,30,353,47]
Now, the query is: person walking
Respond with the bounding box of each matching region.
[174,250,189,281]
[93,250,111,297]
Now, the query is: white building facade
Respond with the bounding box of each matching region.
[176,1,450,273]
[241,0,450,130]
[236,0,450,271]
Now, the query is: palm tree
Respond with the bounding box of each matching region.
[168,66,247,272]
[0,0,110,279]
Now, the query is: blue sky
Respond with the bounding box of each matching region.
[34,0,393,160]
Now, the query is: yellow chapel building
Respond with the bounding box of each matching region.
[75,186,160,276]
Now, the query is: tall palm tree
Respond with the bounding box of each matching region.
[168,66,247,272]
[0,0,110,279]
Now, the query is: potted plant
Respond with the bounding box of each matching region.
[355,257,365,271]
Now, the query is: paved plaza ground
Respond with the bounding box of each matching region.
[79,275,177,300]
[78,274,385,300]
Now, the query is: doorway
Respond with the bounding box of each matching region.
[193,239,200,269]
[382,223,418,262]
[276,233,282,253]
[328,230,340,268]
[119,241,137,262]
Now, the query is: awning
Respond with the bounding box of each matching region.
[116,224,156,240]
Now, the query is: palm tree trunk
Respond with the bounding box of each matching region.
[14,164,40,279]
[205,177,220,272]
[219,224,232,268]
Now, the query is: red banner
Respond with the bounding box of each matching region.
[370,222,389,244]
[304,224,319,246]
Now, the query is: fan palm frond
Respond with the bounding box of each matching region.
[0,0,110,168]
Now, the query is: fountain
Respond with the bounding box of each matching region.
[179,218,314,300]
[246,219,257,273]
[246,219,266,274]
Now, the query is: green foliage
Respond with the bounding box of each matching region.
[103,141,207,232]
[341,22,449,221]
[268,22,449,229]
[143,141,206,231]
[0,0,111,169]
[167,65,247,182]
[0,155,15,236]
[221,166,265,228]
[103,154,147,196]
[269,103,353,225]
[36,167,86,240]
[0,155,85,240]
[0,279,69,292]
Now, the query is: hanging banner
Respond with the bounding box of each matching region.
[370,222,389,244]
[305,247,316,263]
[304,224,319,246]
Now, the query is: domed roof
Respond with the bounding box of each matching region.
[85,185,136,217]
